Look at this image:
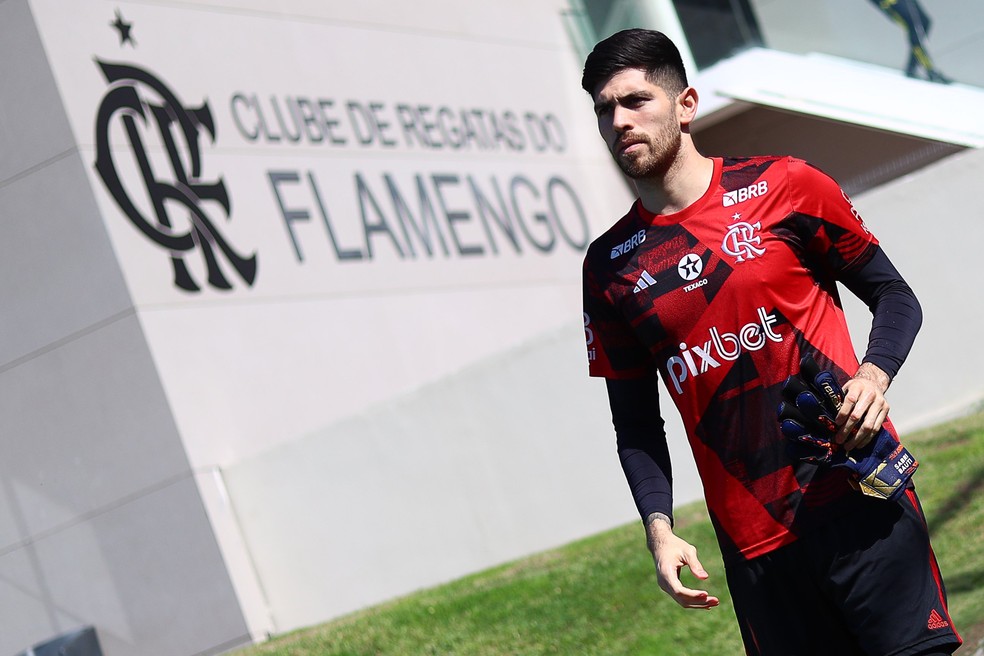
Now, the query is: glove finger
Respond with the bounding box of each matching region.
[780,375,812,403]
[778,414,807,440]
[812,370,844,414]
[777,399,808,422]
[778,403,823,440]
[779,398,834,464]
[786,438,833,464]
[796,431,833,451]
[799,354,823,384]
[780,416,833,451]
[794,390,838,435]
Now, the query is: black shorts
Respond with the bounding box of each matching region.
[725,489,962,656]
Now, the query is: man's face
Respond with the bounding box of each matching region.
[592,68,682,179]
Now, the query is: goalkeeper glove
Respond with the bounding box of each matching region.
[776,355,918,502]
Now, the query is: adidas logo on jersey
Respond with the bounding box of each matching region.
[633,270,657,293]
[723,181,769,207]
[927,609,950,630]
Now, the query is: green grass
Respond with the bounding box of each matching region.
[907,410,984,647]
[236,410,984,656]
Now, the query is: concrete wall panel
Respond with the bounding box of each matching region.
[0,315,190,539]
[0,153,133,366]
[0,476,250,656]
[844,147,984,430]
[224,322,703,631]
[0,0,76,183]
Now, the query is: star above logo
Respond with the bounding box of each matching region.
[732,212,742,221]
[111,9,136,47]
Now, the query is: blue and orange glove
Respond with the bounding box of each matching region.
[776,355,918,502]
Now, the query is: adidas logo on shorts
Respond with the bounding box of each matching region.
[927,609,950,630]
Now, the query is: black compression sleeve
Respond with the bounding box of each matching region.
[606,376,674,524]
[840,246,922,379]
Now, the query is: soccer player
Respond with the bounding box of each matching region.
[580,29,961,655]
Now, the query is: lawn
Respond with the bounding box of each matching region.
[236,410,984,655]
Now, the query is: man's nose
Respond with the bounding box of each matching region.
[612,106,632,132]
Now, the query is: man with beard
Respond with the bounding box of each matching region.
[579,29,960,655]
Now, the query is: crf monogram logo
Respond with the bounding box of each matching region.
[93,60,257,292]
[721,221,766,263]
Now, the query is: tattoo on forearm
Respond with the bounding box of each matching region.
[645,512,673,551]
[645,512,672,528]
[854,362,891,392]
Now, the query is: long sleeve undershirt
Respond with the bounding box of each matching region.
[606,246,922,524]
[839,247,923,379]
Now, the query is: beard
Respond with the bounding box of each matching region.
[612,117,682,180]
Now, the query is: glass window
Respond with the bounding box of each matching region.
[672,0,764,68]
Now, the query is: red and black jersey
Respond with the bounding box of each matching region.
[583,155,901,562]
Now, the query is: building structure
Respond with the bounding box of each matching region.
[1,1,982,653]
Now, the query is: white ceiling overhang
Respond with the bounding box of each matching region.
[694,48,984,148]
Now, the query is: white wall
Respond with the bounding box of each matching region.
[843,147,984,432]
[222,319,703,632]
[1,1,250,653]
[3,0,642,652]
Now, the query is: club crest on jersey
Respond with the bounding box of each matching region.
[611,229,646,259]
[722,216,766,263]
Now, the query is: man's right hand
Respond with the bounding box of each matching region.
[646,513,720,610]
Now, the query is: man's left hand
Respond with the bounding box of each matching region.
[836,362,891,451]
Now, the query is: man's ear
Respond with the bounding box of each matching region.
[677,86,699,126]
